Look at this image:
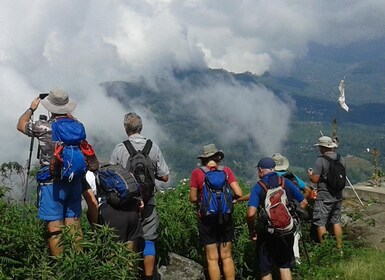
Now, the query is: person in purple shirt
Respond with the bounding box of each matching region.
[247,157,308,280]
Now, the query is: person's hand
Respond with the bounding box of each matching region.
[138,199,144,211]
[30,97,40,111]
[249,230,257,241]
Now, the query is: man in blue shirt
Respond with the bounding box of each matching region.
[247,157,308,280]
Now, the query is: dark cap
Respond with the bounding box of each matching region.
[256,157,276,169]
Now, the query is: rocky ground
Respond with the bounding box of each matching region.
[343,198,385,251]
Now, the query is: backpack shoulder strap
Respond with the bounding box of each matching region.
[259,176,285,193]
[320,154,332,163]
[142,139,153,156]
[258,180,269,193]
[200,166,210,173]
[123,140,137,157]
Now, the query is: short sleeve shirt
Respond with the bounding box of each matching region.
[109,134,170,205]
[313,151,345,201]
[25,119,53,166]
[190,165,237,200]
[248,172,305,209]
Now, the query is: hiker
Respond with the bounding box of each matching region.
[96,163,144,253]
[16,88,88,256]
[238,153,313,201]
[247,157,307,280]
[109,112,169,280]
[271,152,311,265]
[189,144,243,280]
[272,153,312,199]
[308,136,345,251]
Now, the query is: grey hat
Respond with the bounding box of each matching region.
[197,143,224,160]
[272,153,289,171]
[314,136,338,148]
[41,88,77,114]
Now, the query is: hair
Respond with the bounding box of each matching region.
[200,154,222,166]
[319,146,333,154]
[124,112,143,136]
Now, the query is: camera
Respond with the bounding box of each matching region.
[39,93,49,99]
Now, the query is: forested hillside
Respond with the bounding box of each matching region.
[80,39,385,186]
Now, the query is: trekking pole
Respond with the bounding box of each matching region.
[346,176,364,207]
[300,226,311,267]
[24,134,34,204]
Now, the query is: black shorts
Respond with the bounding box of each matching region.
[198,215,234,246]
[99,203,143,242]
[257,233,294,275]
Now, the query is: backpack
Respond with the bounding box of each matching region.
[124,139,156,202]
[259,177,294,235]
[200,166,233,224]
[50,117,87,182]
[282,172,299,188]
[320,154,346,195]
[96,164,141,207]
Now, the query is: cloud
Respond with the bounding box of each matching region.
[1,0,385,170]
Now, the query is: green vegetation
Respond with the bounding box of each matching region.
[0,186,140,280]
[2,175,385,279]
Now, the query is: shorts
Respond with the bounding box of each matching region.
[257,233,294,274]
[38,179,83,222]
[198,215,234,246]
[142,204,159,241]
[312,199,342,227]
[99,203,143,242]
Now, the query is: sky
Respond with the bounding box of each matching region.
[2,0,385,174]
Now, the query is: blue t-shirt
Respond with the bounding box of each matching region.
[248,172,305,209]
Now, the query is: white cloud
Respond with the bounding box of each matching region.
[1,0,385,168]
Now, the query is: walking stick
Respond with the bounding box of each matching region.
[346,176,364,207]
[24,134,34,204]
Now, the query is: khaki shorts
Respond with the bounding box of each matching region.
[312,199,342,227]
[142,205,159,240]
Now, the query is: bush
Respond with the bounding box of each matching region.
[0,185,141,280]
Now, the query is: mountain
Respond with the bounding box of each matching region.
[100,39,385,184]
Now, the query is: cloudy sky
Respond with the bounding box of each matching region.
[1,0,385,169]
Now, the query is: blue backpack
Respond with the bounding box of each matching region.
[50,117,87,182]
[200,166,233,224]
[97,164,141,207]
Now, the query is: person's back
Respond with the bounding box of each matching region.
[308,136,344,252]
[247,157,307,280]
[109,112,169,280]
[16,88,87,256]
[190,144,242,280]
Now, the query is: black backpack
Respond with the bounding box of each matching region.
[282,172,299,188]
[320,154,346,195]
[124,139,156,202]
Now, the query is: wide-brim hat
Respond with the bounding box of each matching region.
[272,153,289,171]
[41,88,77,114]
[197,143,224,160]
[313,136,338,148]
